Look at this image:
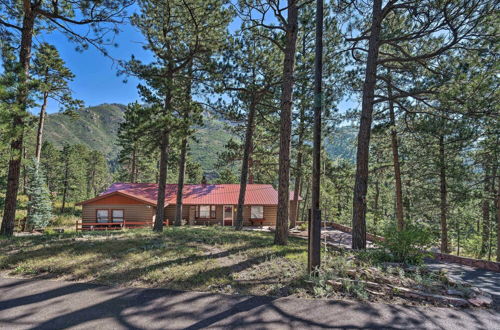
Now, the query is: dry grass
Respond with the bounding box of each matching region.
[0,227,308,297]
[0,227,482,307]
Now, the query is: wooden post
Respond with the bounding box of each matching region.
[308,0,323,274]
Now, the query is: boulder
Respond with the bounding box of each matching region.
[468,295,493,307]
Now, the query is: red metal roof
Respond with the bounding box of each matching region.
[80,183,301,206]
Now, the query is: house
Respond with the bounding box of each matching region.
[77,183,301,228]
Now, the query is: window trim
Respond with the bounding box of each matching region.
[196,205,217,219]
[111,209,125,223]
[250,205,264,219]
[96,209,110,223]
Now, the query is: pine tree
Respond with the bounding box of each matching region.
[31,43,83,162]
[26,160,52,230]
[0,0,133,236]
[126,0,232,231]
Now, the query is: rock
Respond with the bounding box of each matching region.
[468,295,492,307]
[444,275,464,286]
[390,285,470,307]
[446,289,465,297]
[327,280,343,290]
[366,289,385,296]
[346,269,357,278]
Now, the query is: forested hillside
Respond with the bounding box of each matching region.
[44,103,356,174]
[44,104,235,174]
[44,104,126,160]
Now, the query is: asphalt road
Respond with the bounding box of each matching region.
[0,277,499,329]
[425,260,500,305]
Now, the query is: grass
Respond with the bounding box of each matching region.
[0,227,482,306]
[0,227,308,297]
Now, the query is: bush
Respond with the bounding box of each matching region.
[26,161,52,230]
[297,222,308,231]
[379,224,433,264]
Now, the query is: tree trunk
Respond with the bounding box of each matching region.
[130,147,137,183]
[388,79,404,231]
[248,154,254,184]
[61,159,69,213]
[35,93,48,162]
[275,0,299,246]
[309,0,323,273]
[154,67,174,232]
[174,137,188,226]
[438,134,449,253]
[480,164,491,257]
[290,149,303,229]
[235,97,257,230]
[496,174,500,262]
[352,0,383,250]
[154,130,170,232]
[374,179,380,231]
[290,19,308,230]
[22,146,28,195]
[301,179,310,223]
[1,7,36,236]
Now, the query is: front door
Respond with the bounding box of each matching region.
[223,205,233,226]
[189,206,196,225]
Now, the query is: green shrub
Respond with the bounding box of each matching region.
[297,222,308,231]
[356,248,393,264]
[379,224,433,264]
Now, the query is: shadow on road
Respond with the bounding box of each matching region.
[0,277,499,329]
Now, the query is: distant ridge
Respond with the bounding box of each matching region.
[43,103,234,174]
[43,103,356,175]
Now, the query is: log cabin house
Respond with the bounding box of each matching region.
[76,183,301,229]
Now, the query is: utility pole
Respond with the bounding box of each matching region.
[308,0,323,274]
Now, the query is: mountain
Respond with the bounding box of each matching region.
[44,103,356,176]
[43,103,233,174]
[324,126,357,162]
[44,104,126,161]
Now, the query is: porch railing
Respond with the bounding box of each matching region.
[75,219,170,231]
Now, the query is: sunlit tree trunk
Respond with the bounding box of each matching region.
[154,130,170,231]
[387,79,404,231]
[174,137,188,226]
[236,97,257,230]
[35,92,48,162]
[275,0,299,245]
[352,0,382,250]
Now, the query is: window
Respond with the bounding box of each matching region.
[251,206,264,219]
[199,205,210,218]
[196,205,216,219]
[112,210,124,223]
[96,209,109,223]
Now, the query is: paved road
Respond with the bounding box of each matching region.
[425,261,500,304]
[0,277,498,329]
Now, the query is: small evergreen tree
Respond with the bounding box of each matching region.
[26,161,52,230]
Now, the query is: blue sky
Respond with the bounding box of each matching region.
[40,21,149,114]
[37,8,356,115]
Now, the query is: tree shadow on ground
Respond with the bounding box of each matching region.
[1,277,498,329]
